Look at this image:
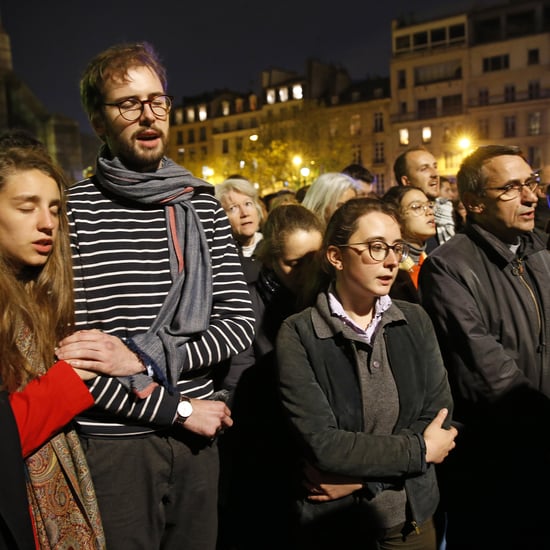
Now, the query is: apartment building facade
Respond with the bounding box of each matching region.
[168,0,550,194]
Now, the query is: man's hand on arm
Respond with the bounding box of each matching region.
[56,329,146,377]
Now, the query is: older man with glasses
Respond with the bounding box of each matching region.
[418,145,550,549]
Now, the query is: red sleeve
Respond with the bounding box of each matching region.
[8,361,94,457]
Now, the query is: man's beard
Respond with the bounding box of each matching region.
[115,131,167,173]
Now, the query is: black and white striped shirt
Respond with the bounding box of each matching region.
[68,177,255,437]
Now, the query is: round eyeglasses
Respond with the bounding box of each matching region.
[483,172,540,201]
[103,94,174,121]
[339,240,409,262]
[403,201,435,216]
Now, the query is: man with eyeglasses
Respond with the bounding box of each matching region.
[54,43,255,549]
[418,145,550,549]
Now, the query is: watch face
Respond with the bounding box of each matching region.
[177,399,193,418]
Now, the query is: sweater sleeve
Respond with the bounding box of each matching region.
[9,360,94,457]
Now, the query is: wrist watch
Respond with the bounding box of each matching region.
[175,396,193,425]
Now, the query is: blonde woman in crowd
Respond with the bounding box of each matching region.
[301,172,359,225]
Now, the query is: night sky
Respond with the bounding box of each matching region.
[2,0,498,135]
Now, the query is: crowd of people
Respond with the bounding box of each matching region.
[0,40,549,550]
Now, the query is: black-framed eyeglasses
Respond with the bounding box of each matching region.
[339,240,409,262]
[403,201,436,216]
[103,94,174,121]
[483,171,540,201]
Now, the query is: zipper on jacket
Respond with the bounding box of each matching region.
[512,257,542,335]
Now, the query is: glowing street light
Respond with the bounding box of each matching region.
[292,155,302,167]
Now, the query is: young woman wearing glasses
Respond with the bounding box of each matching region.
[276,198,457,550]
[383,185,436,289]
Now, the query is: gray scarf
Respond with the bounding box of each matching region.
[95,148,214,394]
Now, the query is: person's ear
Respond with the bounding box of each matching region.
[326,245,344,271]
[463,191,485,214]
[400,175,411,187]
[91,114,106,141]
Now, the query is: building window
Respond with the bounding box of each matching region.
[430,27,446,44]
[528,49,539,65]
[374,112,384,133]
[374,142,385,164]
[199,127,206,141]
[266,89,276,104]
[483,54,509,72]
[174,108,183,125]
[504,116,516,138]
[223,122,230,132]
[422,126,432,144]
[235,98,244,113]
[397,70,406,89]
[400,102,407,115]
[176,131,183,146]
[478,119,489,140]
[236,137,243,151]
[418,98,437,119]
[374,173,385,195]
[200,146,207,159]
[222,139,229,154]
[413,31,428,49]
[186,107,195,123]
[249,94,258,110]
[442,94,462,116]
[279,87,289,102]
[399,128,409,146]
[395,35,410,52]
[350,114,361,137]
[504,85,515,102]
[528,112,541,136]
[414,60,462,86]
[198,105,207,122]
[479,88,489,106]
[449,23,466,42]
[222,101,230,116]
[187,129,195,144]
[292,84,303,100]
[527,146,541,169]
[528,80,540,99]
[442,127,452,143]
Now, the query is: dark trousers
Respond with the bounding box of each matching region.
[81,431,219,550]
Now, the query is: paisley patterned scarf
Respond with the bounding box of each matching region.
[18,325,106,549]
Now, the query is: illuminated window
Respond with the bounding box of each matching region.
[235,98,244,113]
[279,87,289,102]
[198,105,207,122]
[399,128,409,146]
[186,107,195,123]
[222,101,230,116]
[266,89,276,104]
[528,112,541,136]
[422,127,432,143]
[174,108,183,125]
[249,94,258,110]
[292,84,303,100]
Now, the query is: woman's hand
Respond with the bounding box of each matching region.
[423,408,458,463]
[303,462,363,502]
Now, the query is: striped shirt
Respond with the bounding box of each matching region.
[68,177,255,436]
